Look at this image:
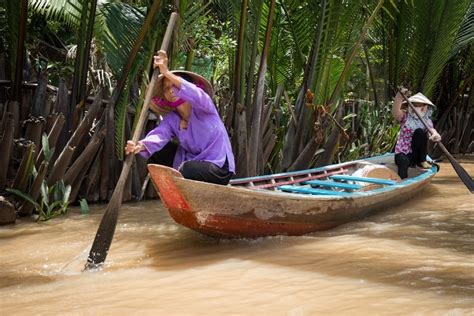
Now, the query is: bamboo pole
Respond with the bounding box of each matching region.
[24,117,44,160]
[64,127,106,186]
[0,115,14,191]
[18,161,48,216]
[12,143,35,192]
[47,146,75,187]
[36,113,65,167]
[85,146,103,202]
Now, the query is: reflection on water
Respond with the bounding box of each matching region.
[1,160,473,315]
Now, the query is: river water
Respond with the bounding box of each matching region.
[1,160,473,315]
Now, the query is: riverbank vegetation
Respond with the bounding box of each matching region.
[0,0,472,221]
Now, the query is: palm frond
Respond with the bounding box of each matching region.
[101,2,165,159]
[423,0,472,96]
[451,2,474,56]
[30,0,81,28]
[280,1,315,68]
[179,1,213,52]
[97,2,145,77]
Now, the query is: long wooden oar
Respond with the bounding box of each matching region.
[84,12,178,270]
[398,88,474,193]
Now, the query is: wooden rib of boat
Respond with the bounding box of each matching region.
[147,153,438,238]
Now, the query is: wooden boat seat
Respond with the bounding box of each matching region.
[302,179,362,190]
[330,175,397,185]
[278,185,356,196]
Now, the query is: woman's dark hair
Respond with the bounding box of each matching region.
[177,73,193,83]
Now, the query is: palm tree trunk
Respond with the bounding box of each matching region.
[327,0,385,108]
[78,0,99,104]
[70,0,91,130]
[11,0,28,103]
[248,0,276,176]
[281,0,327,170]
[0,115,14,191]
[232,0,249,129]
[244,0,265,126]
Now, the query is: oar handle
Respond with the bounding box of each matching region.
[84,12,179,270]
[131,12,178,143]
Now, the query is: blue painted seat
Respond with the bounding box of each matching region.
[302,179,362,190]
[278,185,354,196]
[330,175,396,185]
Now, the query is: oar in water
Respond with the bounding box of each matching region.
[397,88,474,193]
[84,12,178,270]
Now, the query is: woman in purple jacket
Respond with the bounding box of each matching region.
[125,50,235,185]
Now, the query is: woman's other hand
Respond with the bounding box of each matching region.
[393,87,411,121]
[125,140,144,155]
[429,131,442,142]
[395,87,410,102]
[154,50,169,74]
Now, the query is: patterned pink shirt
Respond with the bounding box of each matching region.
[395,113,433,154]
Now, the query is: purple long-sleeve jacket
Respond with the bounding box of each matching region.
[139,79,235,173]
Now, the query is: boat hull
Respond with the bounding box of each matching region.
[148,154,437,238]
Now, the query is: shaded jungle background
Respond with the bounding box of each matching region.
[0,0,472,219]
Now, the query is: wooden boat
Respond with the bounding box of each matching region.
[147,153,438,238]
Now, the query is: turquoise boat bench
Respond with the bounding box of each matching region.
[302,179,362,190]
[330,175,396,185]
[278,185,356,196]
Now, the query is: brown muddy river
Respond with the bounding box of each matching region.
[1,160,473,315]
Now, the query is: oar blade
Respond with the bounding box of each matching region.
[445,154,474,193]
[84,197,121,270]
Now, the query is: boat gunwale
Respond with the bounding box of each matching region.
[223,153,437,200]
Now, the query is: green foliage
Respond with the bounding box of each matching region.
[7,179,71,221]
[41,133,55,162]
[18,0,474,176]
[97,2,146,77]
[79,198,89,214]
[451,2,474,54]
[342,101,399,161]
[423,0,472,96]
[6,188,39,208]
[94,2,162,160]
[30,0,82,29]
[38,179,71,221]
[393,0,471,96]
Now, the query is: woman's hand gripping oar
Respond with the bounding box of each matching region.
[397,87,474,193]
[84,12,178,270]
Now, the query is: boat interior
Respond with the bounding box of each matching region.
[229,155,430,197]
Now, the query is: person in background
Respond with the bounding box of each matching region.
[392,88,442,179]
[125,50,235,185]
